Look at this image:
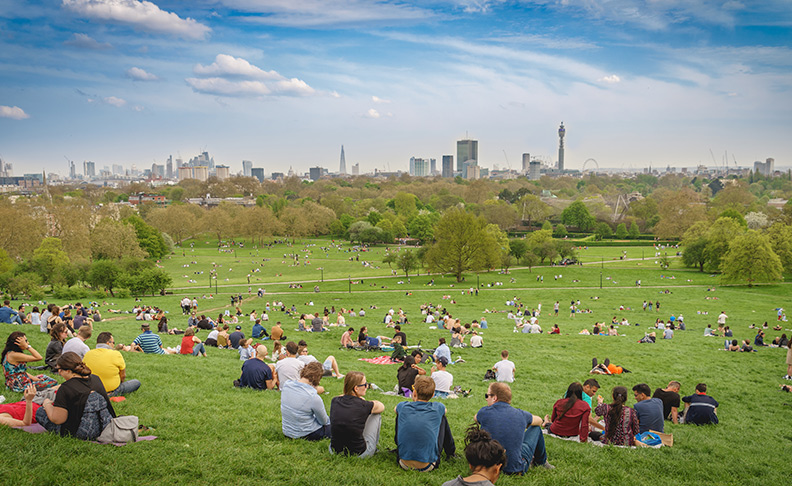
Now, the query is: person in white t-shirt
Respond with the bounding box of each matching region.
[431,357,453,397]
[492,350,515,383]
[274,341,305,388]
[470,331,483,348]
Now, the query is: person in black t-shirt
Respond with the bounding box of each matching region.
[397,355,426,395]
[229,326,245,349]
[393,325,407,347]
[652,381,681,424]
[330,372,384,457]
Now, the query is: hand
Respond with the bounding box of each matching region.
[24,384,37,401]
[597,395,604,404]
[15,335,29,349]
[43,398,52,407]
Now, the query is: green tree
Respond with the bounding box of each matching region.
[383,252,397,269]
[425,208,500,282]
[0,248,14,274]
[393,192,419,219]
[347,221,373,245]
[682,237,708,271]
[31,237,70,289]
[555,240,577,260]
[91,219,147,261]
[397,251,419,277]
[766,223,792,270]
[124,215,168,259]
[704,217,743,272]
[594,222,613,241]
[720,230,782,287]
[718,209,748,229]
[560,201,595,231]
[408,214,435,243]
[541,220,553,231]
[520,252,540,272]
[554,224,568,238]
[88,260,124,297]
[509,239,528,261]
[628,221,640,239]
[518,194,551,230]
[614,223,628,239]
[367,210,383,227]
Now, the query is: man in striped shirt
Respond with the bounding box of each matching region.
[132,323,176,354]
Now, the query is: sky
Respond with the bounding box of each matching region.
[1,0,791,177]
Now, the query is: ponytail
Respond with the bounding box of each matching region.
[56,352,92,377]
[464,424,507,469]
[605,386,628,441]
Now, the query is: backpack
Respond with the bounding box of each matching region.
[97,415,139,444]
[484,369,496,380]
[76,392,114,440]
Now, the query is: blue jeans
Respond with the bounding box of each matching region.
[111,379,142,396]
[192,343,206,356]
[520,426,548,471]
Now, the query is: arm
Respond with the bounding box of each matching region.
[9,348,43,364]
[529,414,543,427]
[42,399,69,425]
[311,395,330,425]
[579,408,590,442]
[119,369,127,383]
[370,400,385,414]
[0,384,38,427]
[670,407,678,424]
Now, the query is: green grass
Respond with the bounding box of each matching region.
[2,238,791,485]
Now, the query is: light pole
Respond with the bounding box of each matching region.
[348,275,351,294]
[600,257,603,289]
[319,267,324,283]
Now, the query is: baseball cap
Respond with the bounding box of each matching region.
[235,325,242,330]
[437,356,449,366]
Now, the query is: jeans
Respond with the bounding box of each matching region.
[192,343,206,356]
[520,426,548,471]
[303,424,331,441]
[111,379,142,396]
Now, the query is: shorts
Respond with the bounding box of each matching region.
[323,358,333,372]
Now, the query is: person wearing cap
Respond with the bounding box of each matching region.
[394,375,456,471]
[433,338,451,364]
[431,357,454,398]
[132,323,176,354]
[229,325,245,349]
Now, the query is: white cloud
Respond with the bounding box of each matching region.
[62,0,211,40]
[185,77,272,97]
[599,74,621,84]
[126,66,159,81]
[365,108,381,118]
[194,54,282,80]
[273,78,315,96]
[220,0,431,27]
[103,96,127,107]
[372,95,391,103]
[0,106,30,120]
[64,33,112,49]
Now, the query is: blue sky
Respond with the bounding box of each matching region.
[1,0,790,176]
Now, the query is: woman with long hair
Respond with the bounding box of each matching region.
[442,425,507,486]
[36,352,115,439]
[329,371,384,457]
[45,322,69,370]
[180,328,207,357]
[594,386,639,446]
[544,382,591,442]
[397,355,426,396]
[2,331,58,392]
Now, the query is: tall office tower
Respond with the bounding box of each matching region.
[112,164,123,175]
[339,145,347,174]
[352,163,360,175]
[242,160,253,177]
[414,158,429,177]
[529,160,541,180]
[193,166,209,181]
[457,139,478,173]
[0,159,11,177]
[442,155,453,178]
[430,158,437,175]
[166,156,173,179]
[409,157,418,175]
[83,161,96,178]
[70,161,76,179]
[766,158,775,176]
[251,167,265,182]
[151,164,164,178]
[557,122,565,173]
[522,153,531,174]
[309,167,323,181]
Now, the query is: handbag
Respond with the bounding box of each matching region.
[97,415,139,444]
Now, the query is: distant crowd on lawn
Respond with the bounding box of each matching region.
[2,294,790,483]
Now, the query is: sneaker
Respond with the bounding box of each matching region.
[336,374,345,380]
[785,375,792,380]
[539,462,555,470]
[0,395,5,404]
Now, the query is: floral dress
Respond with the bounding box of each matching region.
[3,356,58,393]
[594,403,640,446]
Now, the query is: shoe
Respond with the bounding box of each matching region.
[539,462,555,470]
[592,358,598,368]
[336,374,345,379]
[784,375,792,380]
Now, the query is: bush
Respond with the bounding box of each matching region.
[51,285,90,300]
[115,288,132,299]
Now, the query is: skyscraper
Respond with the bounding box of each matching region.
[339,145,346,175]
[430,158,436,175]
[83,161,95,178]
[166,155,173,179]
[251,168,265,182]
[442,155,453,178]
[457,139,478,173]
[557,122,565,173]
[242,160,253,177]
[522,153,530,174]
[414,158,429,177]
[352,163,359,175]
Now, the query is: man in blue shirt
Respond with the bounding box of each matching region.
[682,383,719,425]
[0,300,23,325]
[632,383,664,433]
[394,376,456,471]
[132,323,176,354]
[281,361,329,440]
[476,382,553,474]
[433,337,451,364]
[251,319,268,339]
[236,345,274,390]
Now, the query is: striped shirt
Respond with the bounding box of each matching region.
[133,331,164,355]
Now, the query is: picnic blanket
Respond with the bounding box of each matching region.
[16,423,157,445]
[541,428,671,448]
[358,356,399,365]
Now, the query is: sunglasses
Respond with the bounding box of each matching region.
[356,383,371,389]
[484,393,495,399]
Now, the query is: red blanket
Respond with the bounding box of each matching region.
[358,356,398,365]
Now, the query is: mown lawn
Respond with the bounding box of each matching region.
[1,239,790,486]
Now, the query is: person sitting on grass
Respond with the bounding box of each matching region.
[395,375,456,472]
[238,338,255,360]
[632,383,664,433]
[251,319,269,339]
[0,384,38,427]
[3,331,58,392]
[179,328,207,357]
[592,386,639,445]
[397,355,426,396]
[681,383,718,425]
[132,323,177,355]
[727,339,740,351]
[45,322,69,371]
[281,361,330,440]
[340,327,356,348]
[754,330,768,347]
[441,425,506,486]
[543,382,591,442]
[391,335,407,362]
[234,345,274,390]
[330,372,384,458]
[475,381,553,474]
[36,352,115,440]
[492,350,515,383]
[431,357,453,398]
[83,332,142,397]
[740,340,756,352]
[704,325,718,337]
[274,341,304,388]
[296,344,344,380]
[216,325,231,349]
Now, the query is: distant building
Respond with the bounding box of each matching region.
[242,160,253,177]
[151,164,165,178]
[129,193,169,207]
[193,166,209,181]
[442,155,453,178]
[309,167,323,181]
[429,158,437,175]
[352,163,360,176]
[466,164,481,180]
[557,122,565,172]
[177,166,192,181]
[0,160,11,177]
[339,145,347,175]
[215,165,230,180]
[522,153,531,174]
[754,158,775,177]
[112,164,123,176]
[271,172,284,180]
[457,139,478,174]
[414,158,429,177]
[83,161,96,178]
[166,156,173,179]
[251,167,265,182]
[529,160,541,180]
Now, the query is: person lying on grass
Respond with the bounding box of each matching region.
[0,384,38,427]
[296,343,344,380]
[590,358,630,375]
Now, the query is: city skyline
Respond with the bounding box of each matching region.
[1,1,791,176]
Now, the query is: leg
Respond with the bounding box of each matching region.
[436,414,456,463]
[35,407,60,434]
[325,356,341,376]
[303,424,331,441]
[111,379,142,396]
[521,426,548,470]
[359,413,382,458]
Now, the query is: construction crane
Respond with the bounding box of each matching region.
[502,150,512,171]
